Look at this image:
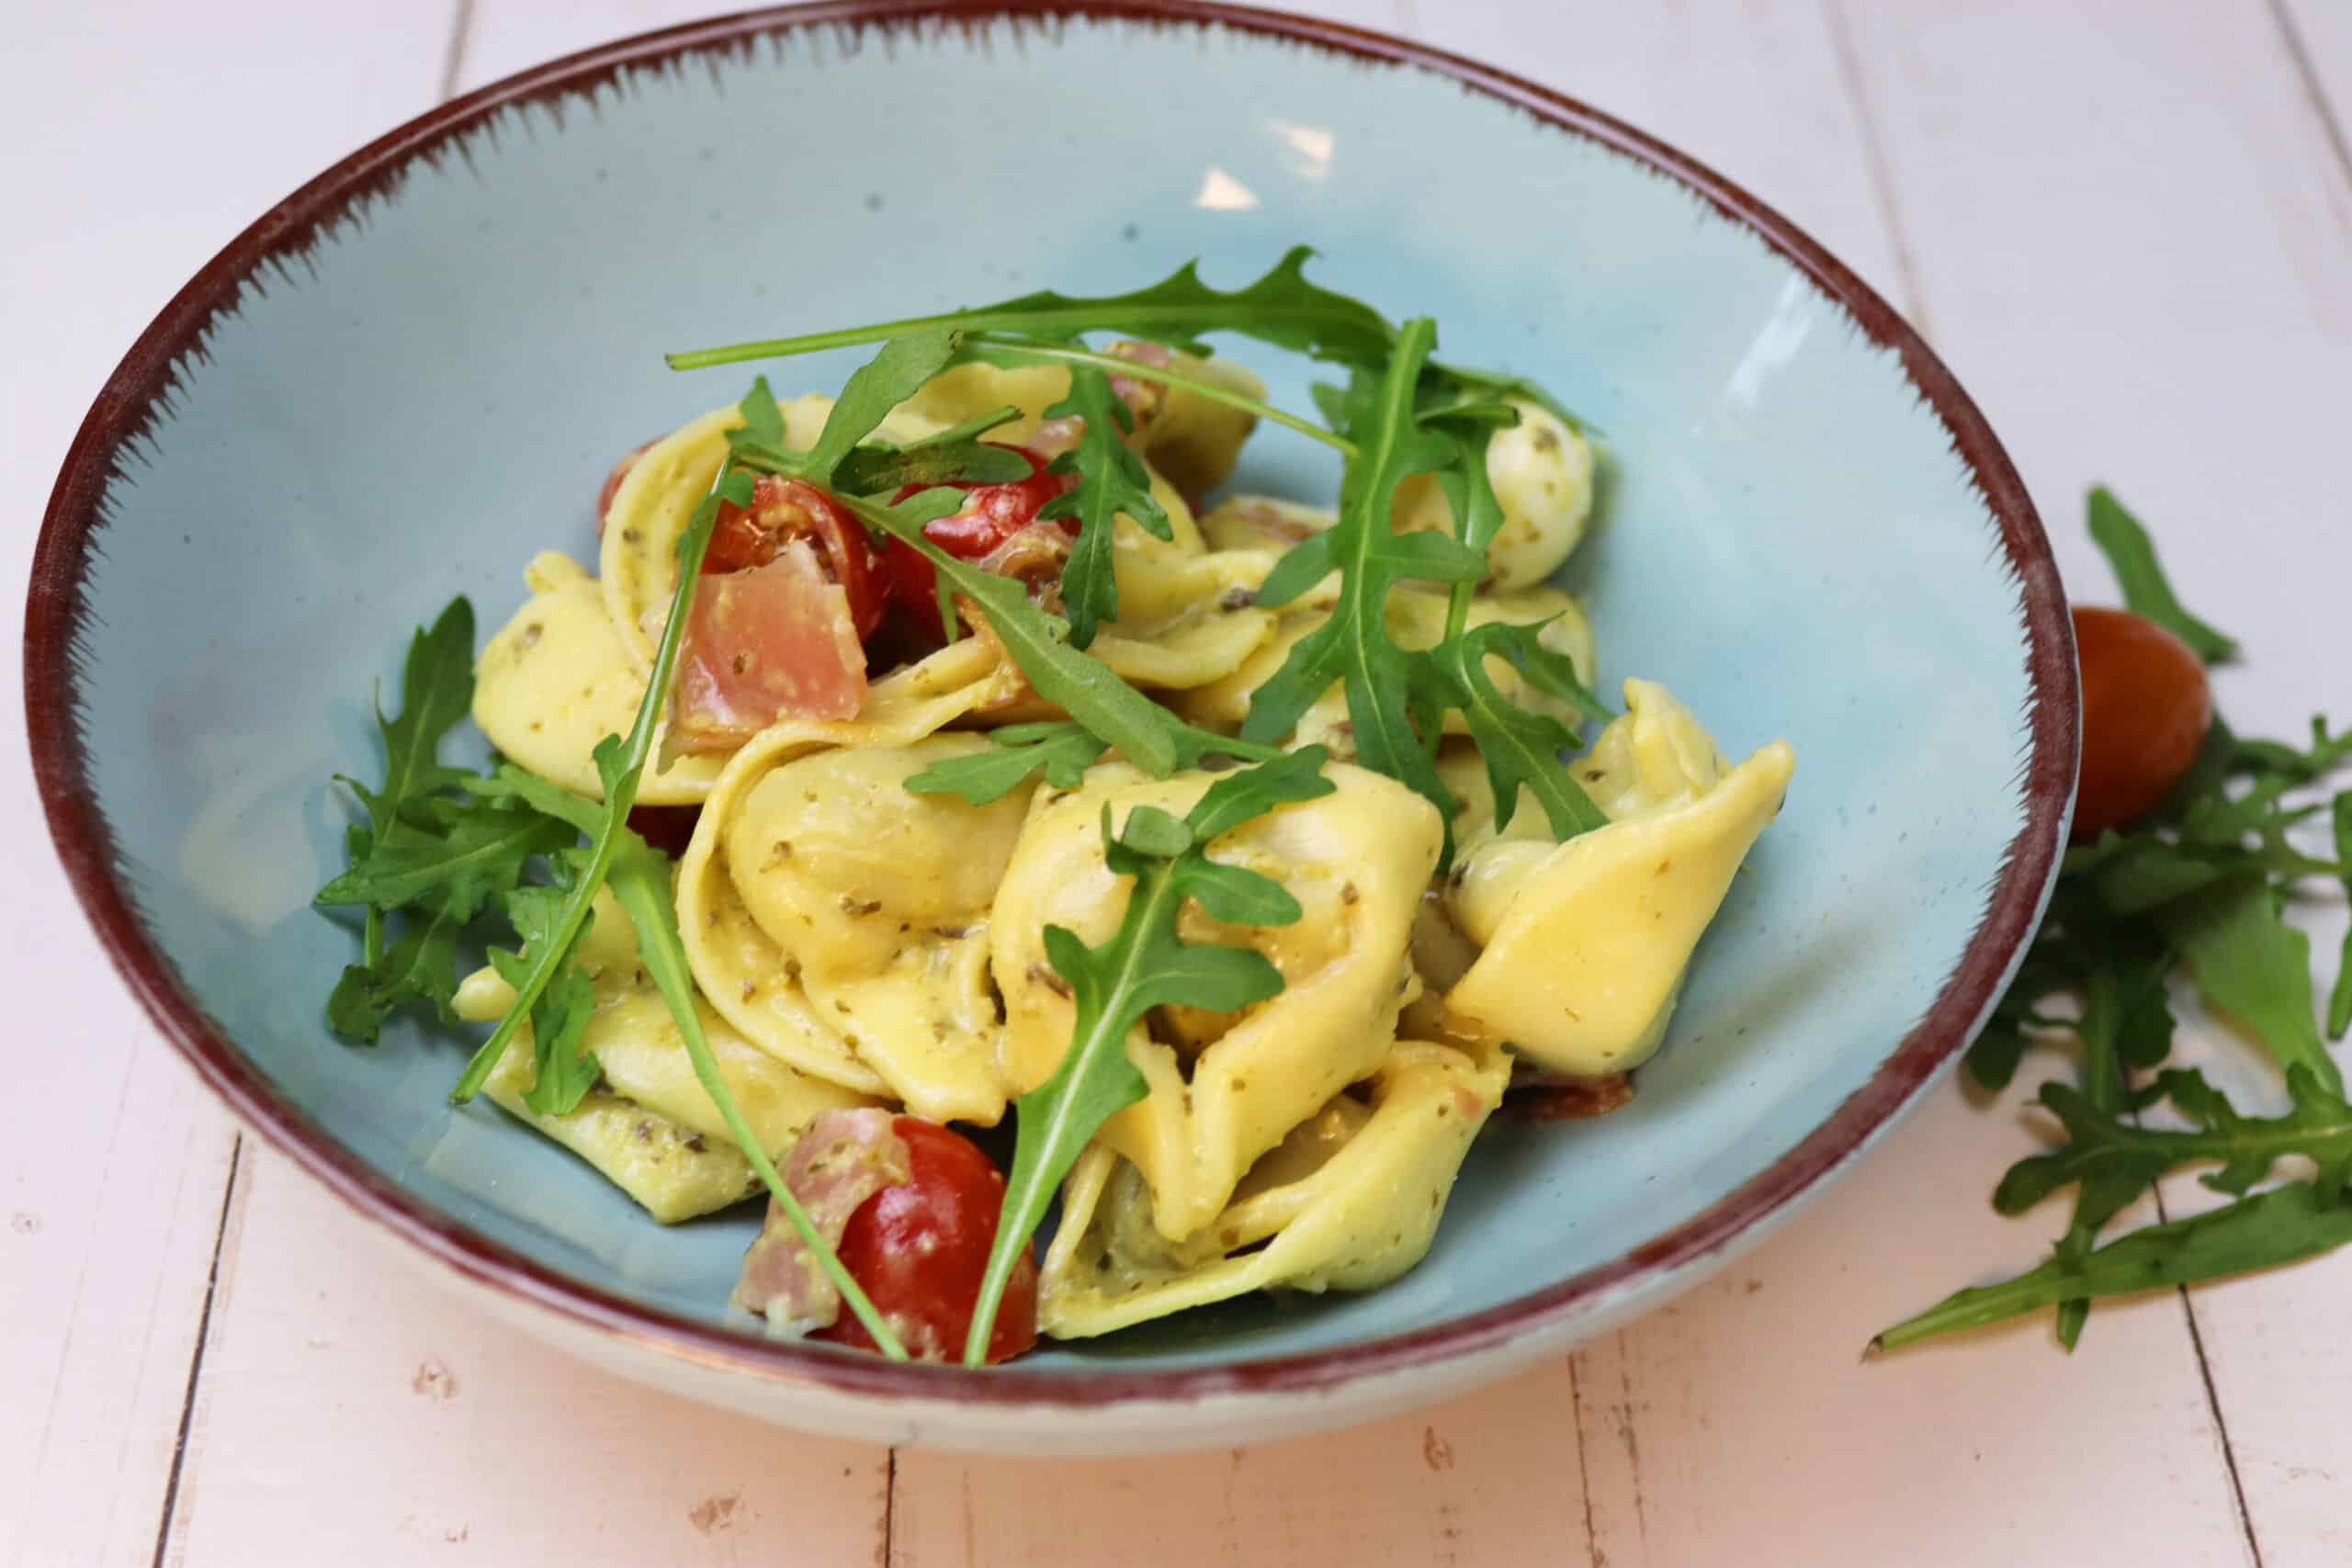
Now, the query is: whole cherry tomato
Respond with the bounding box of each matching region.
[813,1116,1039,1364]
[705,476,886,640]
[881,444,1076,618]
[2071,604,2211,840]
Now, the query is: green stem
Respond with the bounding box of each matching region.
[450,464,729,1103]
[604,863,907,1360]
[961,862,1182,1365]
[962,336,1354,457]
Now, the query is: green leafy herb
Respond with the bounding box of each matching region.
[324,895,460,1044]
[489,860,603,1116]
[1883,491,2352,1352]
[447,457,754,1104]
[1037,363,1172,646]
[2086,486,2237,662]
[905,723,1111,805]
[798,330,964,479]
[903,717,1283,808]
[666,246,1396,372]
[2332,793,2352,1040]
[1240,319,1487,821]
[2158,875,2338,1096]
[831,487,1188,776]
[961,748,1338,1364]
[1872,1181,2352,1352]
[313,598,573,1043]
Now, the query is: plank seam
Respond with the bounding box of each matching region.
[1820,0,1935,338]
[438,0,477,105]
[2267,0,2352,196]
[1564,1353,1605,1568]
[146,1134,243,1568]
[881,1446,899,1568]
[2147,1178,2267,1568]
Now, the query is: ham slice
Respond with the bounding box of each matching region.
[729,1109,911,1338]
[671,538,866,752]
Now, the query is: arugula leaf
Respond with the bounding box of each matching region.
[1240,318,1485,820]
[2233,717,2352,785]
[314,804,572,917]
[1037,363,1171,646]
[667,246,1396,371]
[830,434,1032,495]
[1871,1181,2352,1351]
[355,595,478,838]
[961,748,1336,1364]
[903,717,1285,808]
[903,723,1109,806]
[2086,487,2237,662]
[1433,620,1609,840]
[798,330,964,481]
[2332,793,2352,1040]
[488,864,602,1117]
[1425,359,1590,436]
[2158,874,2338,1097]
[448,457,755,1104]
[831,488,1183,776]
[325,901,460,1044]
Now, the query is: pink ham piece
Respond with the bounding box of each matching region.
[730,1108,912,1339]
[670,537,866,753]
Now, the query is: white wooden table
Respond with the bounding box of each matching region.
[8,2,2350,1562]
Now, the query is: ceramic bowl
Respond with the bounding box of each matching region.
[27,1,2075,1453]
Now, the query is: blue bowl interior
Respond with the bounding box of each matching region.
[72,17,2030,1373]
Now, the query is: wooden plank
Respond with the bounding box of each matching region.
[2278,0,2352,195]
[163,1146,891,1568]
[1,6,456,1566]
[1835,2,2352,1565]
[890,1364,1586,1568]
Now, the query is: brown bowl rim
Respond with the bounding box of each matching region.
[24,0,2076,1410]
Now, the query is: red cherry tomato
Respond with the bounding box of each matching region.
[882,445,1076,618]
[625,805,701,857]
[707,476,886,641]
[813,1116,1039,1364]
[2072,605,2212,840]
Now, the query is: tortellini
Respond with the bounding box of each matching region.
[674,647,1032,1120]
[1444,681,1795,1077]
[473,552,729,805]
[452,887,877,1222]
[991,761,1442,1240]
[1039,1038,1508,1337]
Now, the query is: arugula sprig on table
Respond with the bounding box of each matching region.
[1875,491,2352,1352]
[959,747,1339,1364]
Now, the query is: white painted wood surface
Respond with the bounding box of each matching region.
[6,1,2348,1563]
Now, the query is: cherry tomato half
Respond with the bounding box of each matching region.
[2072,604,2211,840]
[707,476,887,641]
[813,1116,1039,1364]
[882,444,1076,618]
